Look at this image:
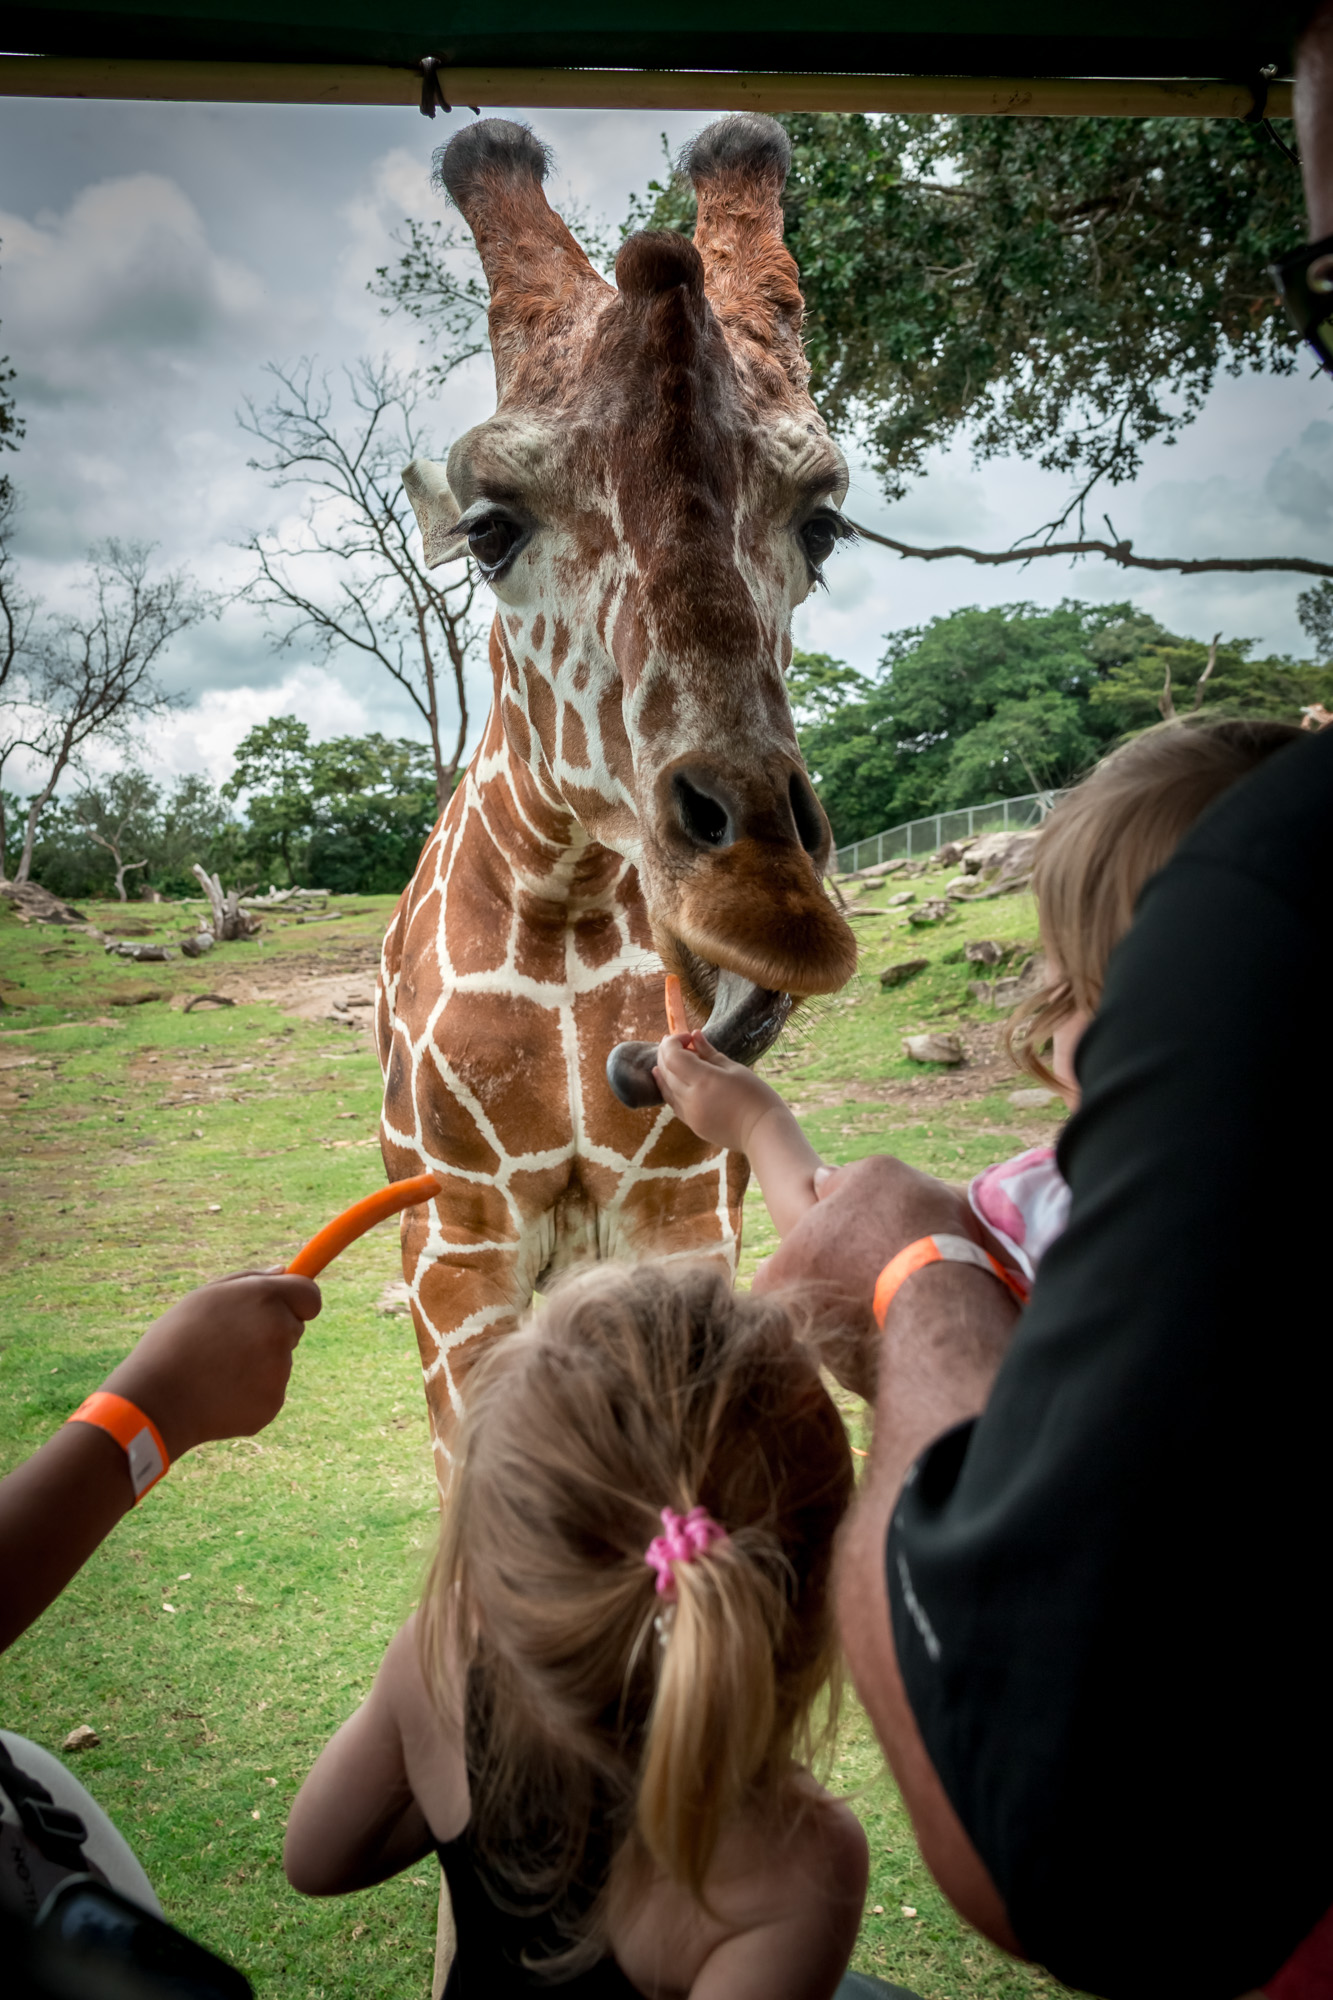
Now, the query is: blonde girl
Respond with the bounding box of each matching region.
[284,1261,868,1997]
[656,717,1303,1284]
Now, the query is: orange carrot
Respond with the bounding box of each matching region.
[664,973,688,1037]
[286,1172,441,1279]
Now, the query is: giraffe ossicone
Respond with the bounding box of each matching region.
[378,111,859,1461]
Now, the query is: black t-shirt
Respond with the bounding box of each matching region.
[888,725,1333,2000]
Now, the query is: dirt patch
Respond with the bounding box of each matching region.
[169,941,383,1040]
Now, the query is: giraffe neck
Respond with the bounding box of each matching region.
[469,620,636,920]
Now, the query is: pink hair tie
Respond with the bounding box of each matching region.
[644,1505,728,1601]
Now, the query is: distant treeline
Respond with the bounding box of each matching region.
[3,719,440,902]
[792,599,1333,846]
[8,599,1332,900]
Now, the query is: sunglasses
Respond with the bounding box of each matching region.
[1271,232,1333,376]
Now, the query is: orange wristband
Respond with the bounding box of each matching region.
[872,1233,1030,1330]
[68,1391,170,1502]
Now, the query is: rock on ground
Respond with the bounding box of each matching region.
[960,829,1040,885]
[879,957,929,988]
[903,1032,964,1065]
[906,898,952,926]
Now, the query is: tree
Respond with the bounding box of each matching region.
[1298,582,1333,662]
[1088,631,1333,734]
[944,688,1103,803]
[238,359,482,812]
[304,733,437,894]
[152,774,239,896]
[6,541,209,886]
[72,767,159,900]
[222,716,437,891]
[19,770,237,902]
[368,198,615,381]
[221,714,315,884]
[0,487,37,876]
[368,217,490,394]
[794,602,1333,846]
[629,115,1328,580]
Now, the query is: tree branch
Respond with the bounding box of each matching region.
[846,520,1333,581]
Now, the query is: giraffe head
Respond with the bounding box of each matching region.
[404,115,857,1104]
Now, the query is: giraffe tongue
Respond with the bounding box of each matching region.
[605,969,794,1111]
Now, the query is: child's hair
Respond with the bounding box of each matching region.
[419,1260,853,1969]
[1009,716,1302,1084]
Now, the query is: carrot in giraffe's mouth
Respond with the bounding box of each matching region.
[606,967,793,1110]
[664,974,688,1037]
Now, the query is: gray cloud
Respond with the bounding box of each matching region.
[1,95,1330,788]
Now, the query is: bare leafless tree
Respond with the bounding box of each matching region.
[238,359,481,813]
[1158,631,1222,720]
[847,517,1333,584]
[7,541,207,885]
[0,487,38,876]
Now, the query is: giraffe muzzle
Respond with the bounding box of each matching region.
[605,967,794,1110]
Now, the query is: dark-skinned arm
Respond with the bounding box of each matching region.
[754,1154,1022,1954]
[0,1270,320,1654]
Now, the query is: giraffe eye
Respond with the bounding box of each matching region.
[467,513,526,577]
[799,511,850,572]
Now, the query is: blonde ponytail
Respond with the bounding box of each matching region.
[638,1534,784,1893]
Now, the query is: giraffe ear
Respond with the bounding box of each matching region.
[435,119,609,391]
[682,114,806,390]
[403,458,463,568]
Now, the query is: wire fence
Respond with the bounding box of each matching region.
[833,788,1064,875]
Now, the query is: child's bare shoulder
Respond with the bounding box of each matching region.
[612,1778,867,1994]
[714,1777,867,1914]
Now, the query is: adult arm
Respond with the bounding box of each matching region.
[754,1158,1022,1951]
[0,1270,320,1654]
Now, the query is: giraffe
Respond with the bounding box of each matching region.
[377,112,858,1468]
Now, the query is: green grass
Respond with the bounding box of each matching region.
[0,879,1076,2000]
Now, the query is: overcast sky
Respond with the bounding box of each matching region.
[1,94,1330,797]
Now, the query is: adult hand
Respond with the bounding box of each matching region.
[104,1270,322,1462]
[0,1271,321,1655]
[753,1154,979,1398]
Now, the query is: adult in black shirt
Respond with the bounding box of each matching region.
[759,654,1333,1999]
[757,18,1333,1966]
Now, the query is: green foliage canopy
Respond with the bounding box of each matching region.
[223,717,438,894]
[793,603,1333,846]
[630,113,1306,516]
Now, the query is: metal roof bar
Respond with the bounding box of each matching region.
[0,56,1293,118]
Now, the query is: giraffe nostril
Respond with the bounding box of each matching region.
[673,773,733,850]
[788,770,825,857]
